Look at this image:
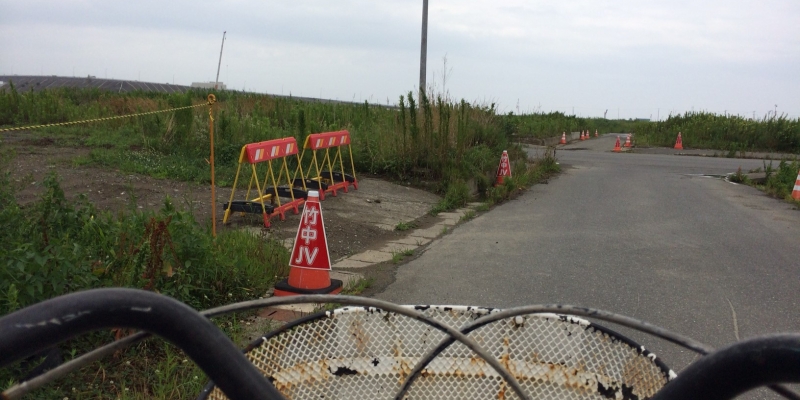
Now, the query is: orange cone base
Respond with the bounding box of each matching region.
[274,277,343,296]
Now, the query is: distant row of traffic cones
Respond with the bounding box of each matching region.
[560,130,599,144]
[612,134,633,152]
[610,132,683,152]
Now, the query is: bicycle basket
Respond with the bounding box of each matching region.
[203,305,674,399]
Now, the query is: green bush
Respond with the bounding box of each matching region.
[764,159,800,199]
[0,172,288,315]
[633,112,800,153]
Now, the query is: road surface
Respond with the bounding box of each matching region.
[376,134,800,399]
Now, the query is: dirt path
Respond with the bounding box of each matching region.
[4,139,441,260]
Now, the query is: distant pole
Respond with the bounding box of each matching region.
[208,94,217,237]
[774,104,778,116]
[419,0,428,100]
[657,108,659,121]
[215,31,227,90]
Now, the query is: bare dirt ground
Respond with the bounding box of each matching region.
[3,137,441,260]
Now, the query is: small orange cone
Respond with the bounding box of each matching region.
[495,150,511,186]
[613,136,622,152]
[580,131,585,141]
[274,190,343,296]
[595,129,598,137]
[624,134,632,148]
[674,132,684,150]
[560,132,567,145]
[792,169,800,200]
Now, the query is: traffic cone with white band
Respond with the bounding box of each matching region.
[674,132,684,150]
[274,190,343,296]
[595,129,598,137]
[495,150,512,186]
[560,132,567,145]
[792,169,800,201]
[624,134,632,148]
[613,136,622,152]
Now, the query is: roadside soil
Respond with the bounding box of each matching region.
[2,135,441,261]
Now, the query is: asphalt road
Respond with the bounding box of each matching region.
[376,134,800,399]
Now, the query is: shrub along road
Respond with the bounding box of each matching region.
[376,134,800,400]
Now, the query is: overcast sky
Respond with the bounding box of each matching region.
[1,0,798,119]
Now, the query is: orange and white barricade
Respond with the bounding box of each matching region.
[300,130,358,200]
[223,137,307,228]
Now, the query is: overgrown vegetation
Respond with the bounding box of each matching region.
[633,112,800,154]
[762,159,800,202]
[0,80,565,398]
[503,111,639,140]
[0,146,288,398]
[1,83,536,195]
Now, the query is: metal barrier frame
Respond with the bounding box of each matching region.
[300,130,358,200]
[223,137,307,227]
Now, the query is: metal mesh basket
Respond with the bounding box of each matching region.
[205,305,674,400]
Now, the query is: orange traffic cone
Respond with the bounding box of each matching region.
[495,150,511,186]
[674,132,684,150]
[580,131,585,141]
[792,169,800,200]
[560,132,567,145]
[595,129,598,137]
[613,136,622,152]
[274,190,343,296]
[624,134,632,148]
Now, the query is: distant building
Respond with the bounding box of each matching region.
[191,81,227,90]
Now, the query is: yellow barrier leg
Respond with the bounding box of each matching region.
[335,146,348,193]
[251,164,270,227]
[347,144,358,189]
[223,147,247,224]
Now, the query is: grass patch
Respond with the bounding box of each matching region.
[728,167,750,184]
[342,277,374,295]
[460,210,476,222]
[430,180,471,215]
[0,148,289,398]
[734,158,800,206]
[394,221,417,231]
[391,248,415,264]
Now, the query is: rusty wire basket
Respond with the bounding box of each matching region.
[201,305,674,400]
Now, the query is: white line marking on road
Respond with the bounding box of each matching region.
[726,297,740,341]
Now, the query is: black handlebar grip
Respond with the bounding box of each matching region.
[651,334,800,400]
[0,288,284,400]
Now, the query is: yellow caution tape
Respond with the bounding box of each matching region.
[0,96,216,133]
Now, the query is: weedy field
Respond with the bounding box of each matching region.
[0,83,561,398]
[2,81,797,398]
[633,111,800,154]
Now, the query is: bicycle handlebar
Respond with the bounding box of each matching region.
[2,289,800,400]
[652,334,800,400]
[0,288,283,400]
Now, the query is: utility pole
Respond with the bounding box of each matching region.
[419,0,428,100]
[215,31,227,90]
